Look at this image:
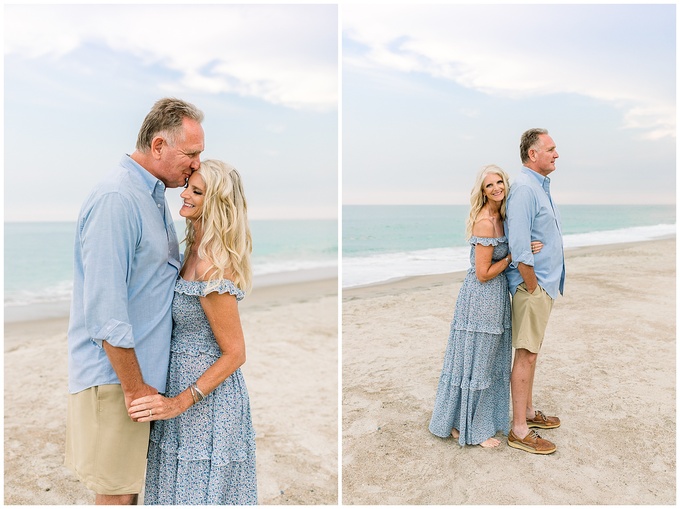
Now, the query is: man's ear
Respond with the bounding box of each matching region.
[150,136,164,160]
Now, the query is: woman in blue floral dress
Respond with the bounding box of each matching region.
[429,165,540,448]
[129,159,257,504]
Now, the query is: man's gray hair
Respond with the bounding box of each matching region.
[520,128,549,164]
[136,98,204,152]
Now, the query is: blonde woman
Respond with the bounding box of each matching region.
[129,160,256,504]
[429,165,541,448]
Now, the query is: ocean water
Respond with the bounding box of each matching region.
[4,219,338,311]
[343,204,676,288]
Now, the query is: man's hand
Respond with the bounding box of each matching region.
[517,262,539,294]
[124,384,159,419]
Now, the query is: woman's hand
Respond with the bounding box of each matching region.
[128,393,186,422]
[531,240,544,254]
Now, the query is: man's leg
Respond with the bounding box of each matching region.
[508,284,557,453]
[96,494,138,505]
[511,283,556,431]
[525,358,537,419]
[508,347,555,454]
[510,347,537,439]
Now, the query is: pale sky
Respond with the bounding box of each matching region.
[4,3,676,223]
[4,4,338,222]
[342,3,676,205]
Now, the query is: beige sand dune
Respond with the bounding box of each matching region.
[342,239,675,505]
[4,278,338,505]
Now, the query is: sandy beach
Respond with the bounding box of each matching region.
[4,277,339,505]
[342,239,676,505]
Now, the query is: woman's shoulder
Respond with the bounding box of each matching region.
[470,216,506,244]
[471,216,496,238]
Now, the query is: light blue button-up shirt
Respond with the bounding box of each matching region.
[505,167,565,299]
[67,155,181,394]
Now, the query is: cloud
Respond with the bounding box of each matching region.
[343,4,675,139]
[4,4,337,112]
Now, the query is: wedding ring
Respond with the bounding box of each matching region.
[149,409,153,417]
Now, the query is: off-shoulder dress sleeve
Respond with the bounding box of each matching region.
[468,235,507,247]
[175,278,246,301]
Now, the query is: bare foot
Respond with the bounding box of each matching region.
[479,437,501,448]
[451,429,460,439]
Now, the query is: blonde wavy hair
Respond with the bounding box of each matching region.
[464,164,510,240]
[184,159,253,292]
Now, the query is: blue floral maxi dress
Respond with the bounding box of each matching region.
[144,278,257,505]
[429,236,512,446]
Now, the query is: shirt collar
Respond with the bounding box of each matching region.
[522,166,550,185]
[120,155,166,194]
[522,166,552,195]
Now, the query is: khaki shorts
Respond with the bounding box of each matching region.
[512,283,554,354]
[65,384,150,495]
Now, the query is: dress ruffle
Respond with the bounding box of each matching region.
[176,277,245,301]
[468,235,507,247]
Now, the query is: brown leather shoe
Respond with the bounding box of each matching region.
[527,410,561,429]
[508,429,556,455]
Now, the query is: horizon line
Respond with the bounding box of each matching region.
[341,203,676,207]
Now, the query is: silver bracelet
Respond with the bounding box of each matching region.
[192,383,206,402]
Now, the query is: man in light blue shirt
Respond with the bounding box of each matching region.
[505,128,565,455]
[65,98,204,504]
